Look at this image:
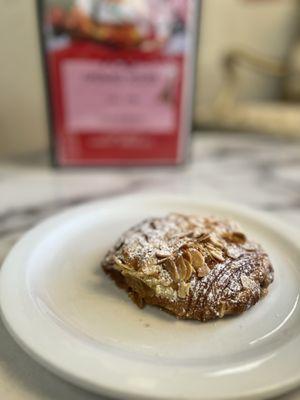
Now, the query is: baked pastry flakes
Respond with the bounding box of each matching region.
[102,214,274,321]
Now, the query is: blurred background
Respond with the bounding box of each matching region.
[1,0,300,157]
[1,2,300,399]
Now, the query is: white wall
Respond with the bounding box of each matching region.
[196,0,299,107]
[0,0,48,158]
[0,0,299,157]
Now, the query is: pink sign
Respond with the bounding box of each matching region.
[62,60,179,134]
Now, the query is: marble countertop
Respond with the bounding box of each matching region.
[1,132,300,400]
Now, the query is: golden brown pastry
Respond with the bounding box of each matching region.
[102,214,274,321]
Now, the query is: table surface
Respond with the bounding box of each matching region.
[1,132,300,400]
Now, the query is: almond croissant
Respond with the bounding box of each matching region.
[102,213,274,321]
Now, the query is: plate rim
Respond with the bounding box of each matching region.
[1,193,300,400]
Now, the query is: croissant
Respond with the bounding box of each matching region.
[102,213,274,321]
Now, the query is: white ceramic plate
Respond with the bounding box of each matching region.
[1,194,300,400]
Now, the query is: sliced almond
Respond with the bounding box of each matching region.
[209,233,224,249]
[225,246,242,259]
[176,256,187,281]
[197,263,210,278]
[156,250,172,259]
[243,242,257,251]
[184,258,194,281]
[179,243,189,250]
[190,248,205,269]
[157,257,169,264]
[209,249,225,262]
[195,233,211,242]
[182,249,192,263]
[163,259,180,282]
[232,232,246,243]
[222,231,246,244]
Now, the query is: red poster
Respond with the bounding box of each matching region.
[39,0,199,166]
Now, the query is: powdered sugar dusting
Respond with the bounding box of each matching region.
[102,213,274,320]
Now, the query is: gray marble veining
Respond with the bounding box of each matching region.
[0,132,300,400]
